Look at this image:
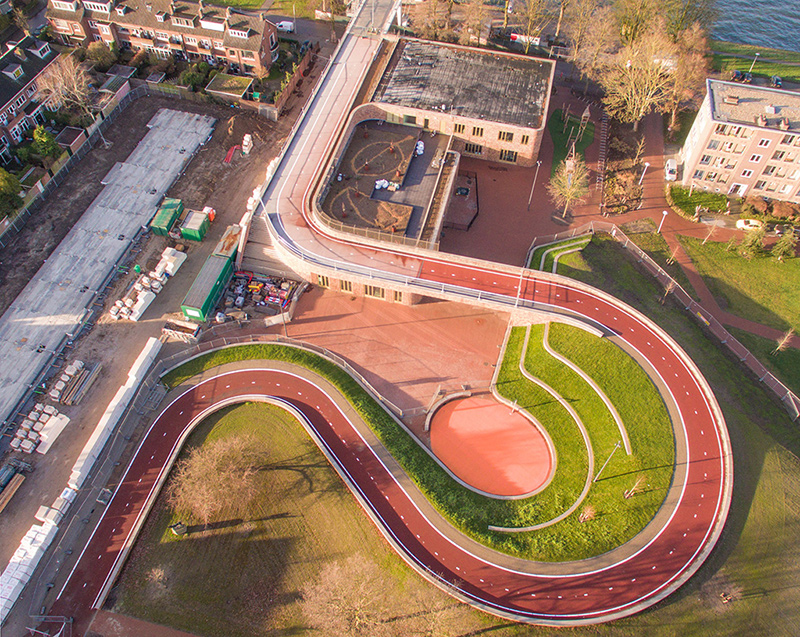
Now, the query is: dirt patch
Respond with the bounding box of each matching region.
[321,120,421,233]
[0,96,289,318]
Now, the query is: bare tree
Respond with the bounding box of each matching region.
[12,7,30,36]
[302,556,391,636]
[614,0,657,45]
[548,155,591,217]
[167,433,266,527]
[567,1,616,92]
[514,0,553,53]
[405,586,471,636]
[459,0,487,46]
[663,0,716,41]
[552,0,569,39]
[662,22,709,133]
[421,0,443,40]
[37,54,110,145]
[600,23,676,131]
[772,329,795,355]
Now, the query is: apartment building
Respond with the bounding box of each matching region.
[46,0,279,76]
[680,79,800,202]
[371,39,555,167]
[0,37,58,163]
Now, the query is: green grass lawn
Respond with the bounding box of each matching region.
[528,235,591,271]
[556,234,800,634]
[547,109,596,176]
[710,40,800,64]
[162,331,672,561]
[679,235,800,333]
[525,323,674,539]
[112,402,491,637]
[668,185,729,218]
[728,327,800,393]
[710,55,800,85]
[618,223,699,299]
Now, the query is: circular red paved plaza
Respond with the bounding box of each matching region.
[430,396,553,497]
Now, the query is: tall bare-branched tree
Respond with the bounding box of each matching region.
[662,22,708,132]
[663,0,716,41]
[600,24,676,131]
[515,0,553,53]
[167,434,265,527]
[614,0,656,45]
[548,155,591,217]
[567,0,616,91]
[37,54,110,145]
[302,557,390,636]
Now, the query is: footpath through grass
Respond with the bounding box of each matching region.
[679,235,800,333]
[163,333,671,560]
[710,40,800,84]
[618,223,698,299]
[557,234,800,635]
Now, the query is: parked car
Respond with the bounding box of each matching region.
[276,20,295,33]
[771,75,783,88]
[736,218,764,231]
[664,158,678,182]
[731,69,743,82]
[743,72,753,83]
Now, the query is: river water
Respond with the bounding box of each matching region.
[713,0,800,53]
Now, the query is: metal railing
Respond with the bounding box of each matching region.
[529,221,800,420]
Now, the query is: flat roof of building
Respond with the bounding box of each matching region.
[708,79,800,133]
[373,39,552,130]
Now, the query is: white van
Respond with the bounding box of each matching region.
[664,159,678,182]
[276,20,295,33]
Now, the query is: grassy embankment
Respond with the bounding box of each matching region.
[528,235,592,271]
[679,235,800,334]
[556,234,800,635]
[710,40,800,84]
[162,328,671,561]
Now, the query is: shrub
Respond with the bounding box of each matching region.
[744,195,770,215]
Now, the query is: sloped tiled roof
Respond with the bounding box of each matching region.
[0,37,57,110]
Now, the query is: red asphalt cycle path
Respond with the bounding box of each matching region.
[49,270,728,632]
[45,19,730,633]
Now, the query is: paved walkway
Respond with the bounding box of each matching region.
[566,109,800,350]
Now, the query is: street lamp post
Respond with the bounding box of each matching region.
[658,209,668,233]
[594,441,621,483]
[748,52,760,74]
[527,160,542,210]
[638,161,650,186]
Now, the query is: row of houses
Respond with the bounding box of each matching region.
[46,0,279,76]
[0,1,798,209]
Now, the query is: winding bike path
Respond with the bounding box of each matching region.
[48,0,733,629]
[51,353,728,632]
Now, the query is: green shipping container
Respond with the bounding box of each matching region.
[180,210,210,242]
[150,198,184,236]
[180,254,233,322]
